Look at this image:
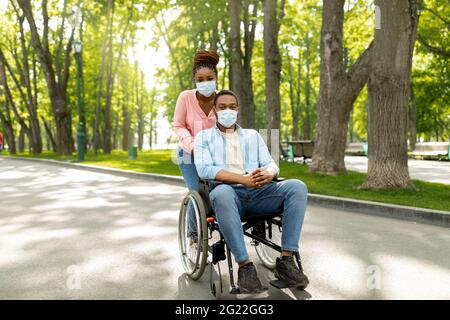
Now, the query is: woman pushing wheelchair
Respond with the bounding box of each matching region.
[173,50,309,294]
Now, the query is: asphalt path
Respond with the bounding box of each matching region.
[1,157,449,299]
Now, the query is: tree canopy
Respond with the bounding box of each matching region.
[0,0,448,157]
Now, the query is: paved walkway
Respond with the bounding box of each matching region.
[1,157,449,299]
[345,156,450,184]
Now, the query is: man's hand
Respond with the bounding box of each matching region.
[241,174,260,189]
[249,168,276,188]
[214,168,276,189]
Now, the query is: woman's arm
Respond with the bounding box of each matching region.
[173,92,195,153]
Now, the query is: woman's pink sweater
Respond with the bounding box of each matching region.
[173,89,216,154]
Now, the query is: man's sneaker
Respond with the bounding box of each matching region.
[237,263,266,293]
[274,256,309,289]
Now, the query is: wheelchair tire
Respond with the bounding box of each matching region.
[178,191,208,280]
[254,220,282,270]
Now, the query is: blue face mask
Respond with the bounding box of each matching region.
[196,80,216,97]
[217,109,238,128]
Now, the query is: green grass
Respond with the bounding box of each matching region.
[6,149,450,212]
[8,149,181,176]
[281,161,450,212]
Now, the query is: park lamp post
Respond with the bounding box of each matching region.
[72,40,85,161]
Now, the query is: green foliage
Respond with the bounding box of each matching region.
[152,0,228,121]
[0,0,448,151]
[279,0,321,140]
[413,0,450,141]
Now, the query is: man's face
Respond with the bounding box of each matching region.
[214,94,239,114]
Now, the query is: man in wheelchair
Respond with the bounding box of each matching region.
[194,89,309,293]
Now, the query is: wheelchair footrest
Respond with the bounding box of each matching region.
[229,286,268,295]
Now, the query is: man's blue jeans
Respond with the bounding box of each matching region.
[210,179,308,263]
[177,147,199,235]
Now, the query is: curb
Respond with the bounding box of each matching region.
[308,194,449,228]
[2,155,449,228]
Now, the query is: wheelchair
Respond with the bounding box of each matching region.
[178,178,304,298]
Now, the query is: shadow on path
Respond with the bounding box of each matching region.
[1,158,449,299]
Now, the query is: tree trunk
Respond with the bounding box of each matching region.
[303,39,312,140]
[41,117,56,152]
[0,60,36,154]
[362,0,419,189]
[17,10,42,154]
[18,0,75,155]
[210,20,219,51]
[263,0,284,150]
[112,111,119,150]
[103,0,115,154]
[228,0,257,128]
[408,82,417,150]
[121,102,131,151]
[18,126,25,153]
[242,0,257,128]
[54,106,73,155]
[0,103,16,154]
[149,103,154,150]
[94,0,112,154]
[28,116,42,154]
[46,134,50,151]
[286,51,300,140]
[0,47,42,154]
[228,0,248,126]
[103,2,134,154]
[120,66,132,151]
[310,0,372,173]
[18,0,74,155]
[2,122,16,154]
[137,71,145,151]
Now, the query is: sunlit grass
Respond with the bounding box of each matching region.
[7,149,450,212]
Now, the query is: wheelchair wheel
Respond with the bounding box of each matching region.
[255,219,282,270]
[178,191,208,280]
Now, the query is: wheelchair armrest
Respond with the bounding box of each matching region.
[199,179,224,185]
[200,176,285,186]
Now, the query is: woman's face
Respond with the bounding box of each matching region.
[194,67,217,83]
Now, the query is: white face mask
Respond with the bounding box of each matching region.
[196,80,216,97]
[217,109,238,128]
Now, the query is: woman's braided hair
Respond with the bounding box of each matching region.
[192,50,220,78]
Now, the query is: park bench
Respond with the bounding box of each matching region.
[345,142,368,156]
[287,140,314,163]
[410,142,450,160]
